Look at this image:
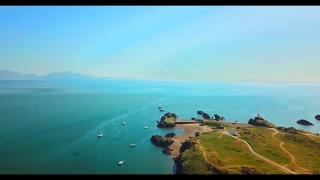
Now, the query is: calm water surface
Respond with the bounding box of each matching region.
[1,80,320,174]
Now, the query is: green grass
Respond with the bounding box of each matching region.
[203,120,222,127]
[181,148,213,174]
[305,134,320,143]
[178,126,320,174]
[276,133,320,173]
[166,117,175,125]
[238,127,291,166]
[196,130,287,174]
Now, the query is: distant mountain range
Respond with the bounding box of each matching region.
[0,69,103,80]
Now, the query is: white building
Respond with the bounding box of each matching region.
[228,129,238,136]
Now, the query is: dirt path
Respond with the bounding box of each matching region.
[223,130,296,174]
[170,124,212,158]
[304,133,320,144]
[197,140,215,166]
[271,129,310,173]
[197,139,239,174]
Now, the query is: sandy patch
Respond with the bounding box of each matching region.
[170,124,212,158]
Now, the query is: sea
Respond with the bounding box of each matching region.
[0,79,320,174]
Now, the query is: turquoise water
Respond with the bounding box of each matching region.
[1,80,320,174]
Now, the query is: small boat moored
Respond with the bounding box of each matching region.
[97,128,104,137]
[144,126,148,129]
[122,122,126,125]
[119,161,125,165]
[130,143,136,147]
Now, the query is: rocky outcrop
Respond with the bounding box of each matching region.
[150,135,174,155]
[297,119,314,126]
[173,154,183,174]
[214,114,225,121]
[277,126,305,134]
[196,110,205,115]
[179,139,196,154]
[173,138,197,174]
[196,111,225,121]
[315,115,320,121]
[157,112,177,128]
[165,132,176,137]
[248,116,276,128]
[196,110,210,119]
[197,110,211,119]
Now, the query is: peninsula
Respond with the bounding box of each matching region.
[151,111,320,174]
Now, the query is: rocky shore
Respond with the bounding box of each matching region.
[151,110,320,174]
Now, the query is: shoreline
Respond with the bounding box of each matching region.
[167,119,319,174]
[169,123,212,158]
[169,121,252,158]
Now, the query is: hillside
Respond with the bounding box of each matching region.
[174,122,320,174]
[0,69,39,80]
[0,69,101,80]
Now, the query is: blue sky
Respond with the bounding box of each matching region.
[0,6,319,82]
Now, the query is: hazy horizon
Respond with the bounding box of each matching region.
[1,6,320,82]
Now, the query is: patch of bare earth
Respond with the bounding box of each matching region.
[170,124,212,158]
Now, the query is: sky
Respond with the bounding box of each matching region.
[0,6,320,82]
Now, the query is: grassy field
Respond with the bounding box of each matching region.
[238,127,320,174]
[203,120,222,127]
[178,125,320,174]
[195,130,287,174]
[180,148,213,174]
[276,132,320,174]
[304,133,320,143]
[238,127,292,166]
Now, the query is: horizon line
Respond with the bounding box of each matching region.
[1,69,320,84]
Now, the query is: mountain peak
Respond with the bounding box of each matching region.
[0,69,98,80]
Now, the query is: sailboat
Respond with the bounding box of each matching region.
[97,128,103,137]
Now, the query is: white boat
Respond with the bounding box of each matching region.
[144,126,148,129]
[130,143,136,147]
[97,128,103,137]
[122,122,126,125]
[119,161,125,165]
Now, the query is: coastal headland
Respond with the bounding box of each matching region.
[151,111,320,174]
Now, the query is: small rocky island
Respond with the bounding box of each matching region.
[158,106,165,112]
[297,119,314,126]
[157,112,177,128]
[248,113,276,128]
[315,114,320,121]
[150,133,175,155]
[196,110,225,120]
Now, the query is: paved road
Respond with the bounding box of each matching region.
[224,130,297,174]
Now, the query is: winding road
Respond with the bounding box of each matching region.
[222,130,297,174]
